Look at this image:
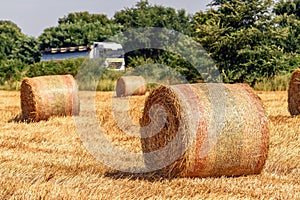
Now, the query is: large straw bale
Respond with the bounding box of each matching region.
[116,76,146,97]
[288,69,300,115]
[140,83,269,178]
[21,74,80,122]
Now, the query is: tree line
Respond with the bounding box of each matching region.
[1,0,300,87]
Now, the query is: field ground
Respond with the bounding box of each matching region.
[0,90,299,199]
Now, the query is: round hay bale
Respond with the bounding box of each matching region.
[116,76,146,97]
[21,74,80,122]
[140,83,269,178]
[288,69,300,115]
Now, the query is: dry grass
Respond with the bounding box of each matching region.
[0,90,299,199]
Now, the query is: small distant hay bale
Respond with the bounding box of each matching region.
[116,76,146,97]
[140,83,269,178]
[21,74,80,122]
[288,69,300,115]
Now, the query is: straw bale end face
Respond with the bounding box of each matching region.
[288,69,300,115]
[20,78,39,121]
[20,75,80,122]
[116,76,146,97]
[140,83,269,178]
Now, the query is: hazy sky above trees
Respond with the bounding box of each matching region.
[0,0,210,37]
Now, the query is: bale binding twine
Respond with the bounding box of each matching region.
[116,76,146,97]
[21,74,80,122]
[288,69,300,115]
[140,83,269,178]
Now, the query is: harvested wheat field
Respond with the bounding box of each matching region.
[0,90,299,199]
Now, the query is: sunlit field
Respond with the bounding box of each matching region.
[0,90,299,199]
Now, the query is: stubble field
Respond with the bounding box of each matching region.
[0,90,299,199]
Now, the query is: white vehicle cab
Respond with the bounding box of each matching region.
[89,42,125,70]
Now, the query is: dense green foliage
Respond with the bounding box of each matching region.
[193,0,287,85]
[0,21,40,64]
[38,12,122,50]
[273,0,300,53]
[113,0,196,81]
[0,58,83,90]
[114,0,192,35]
[1,0,300,90]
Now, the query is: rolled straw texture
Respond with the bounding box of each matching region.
[288,69,300,115]
[21,74,80,122]
[116,76,146,97]
[140,83,269,178]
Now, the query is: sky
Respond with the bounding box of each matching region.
[0,0,211,37]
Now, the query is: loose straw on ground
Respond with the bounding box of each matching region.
[288,69,300,115]
[116,76,146,97]
[140,83,269,178]
[20,74,80,122]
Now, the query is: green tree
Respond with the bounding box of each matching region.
[38,12,122,50]
[192,0,289,85]
[0,20,40,64]
[274,0,300,16]
[10,36,41,64]
[273,0,300,53]
[0,21,24,60]
[114,0,192,35]
[58,11,110,25]
[113,0,200,81]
